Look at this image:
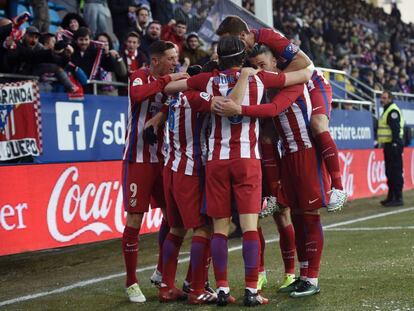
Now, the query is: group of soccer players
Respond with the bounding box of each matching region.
[120,15,348,307]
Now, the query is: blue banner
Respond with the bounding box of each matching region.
[329,109,375,149]
[36,92,128,163]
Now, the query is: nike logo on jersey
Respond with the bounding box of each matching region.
[308,198,319,204]
[126,243,138,247]
[312,106,322,111]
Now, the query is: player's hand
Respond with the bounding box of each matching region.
[169,72,190,81]
[212,98,242,117]
[144,111,165,132]
[240,67,261,76]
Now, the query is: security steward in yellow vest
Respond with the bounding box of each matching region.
[378,91,405,207]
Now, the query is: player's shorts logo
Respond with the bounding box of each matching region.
[129,197,137,207]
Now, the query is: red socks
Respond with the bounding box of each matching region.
[242,230,260,289]
[122,226,140,287]
[291,214,308,278]
[314,131,343,190]
[162,233,184,288]
[257,227,266,272]
[303,214,324,278]
[278,223,296,275]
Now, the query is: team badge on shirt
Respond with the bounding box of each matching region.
[132,77,143,86]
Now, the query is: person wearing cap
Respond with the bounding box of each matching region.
[378,90,405,207]
[181,32,208,66]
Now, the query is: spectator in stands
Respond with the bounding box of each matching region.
[149,0,173,25]
[139,20,161,59]
[181,32,208,66]
[71,27,117,93]
[28,0,50,33]
[173,0,192,28]
[385,76,400,93]
[108,0,131,44]
[398,73,410,93]
[189,5,209,33]
[83,0,116,43]
[39,32,56,50]
[121,31,148,73]
[161,19,187,56]
[96,32,127,95]
[60,13,88,33]
[130,6,151,38]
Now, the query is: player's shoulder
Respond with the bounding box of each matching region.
[183,89,212,102]
[258,27,286,40]
[130,68,150,85]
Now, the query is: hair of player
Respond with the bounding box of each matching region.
[248,44,273,58]
[202,60,219,72]
[217,36,247,70]
[148,40,176,57]
[74,26,91,40]
[216,15,249,36]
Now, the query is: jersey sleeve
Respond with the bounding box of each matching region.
[257,28,299,62]
[187,72,212,91]
[241,84,303,117]
[129,70,172,103]
[257,71,286,89]
[183,90,212,113]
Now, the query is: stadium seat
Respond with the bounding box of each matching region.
[49,24,58,34]
[0,9,6,18]
[49,9,61,25]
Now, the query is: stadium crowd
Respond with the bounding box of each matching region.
[1,0,414,95]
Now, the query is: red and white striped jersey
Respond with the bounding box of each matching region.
[123,68,171,163]
[273,84,314,154]
[187,69,286,161]
[164,90,211,176]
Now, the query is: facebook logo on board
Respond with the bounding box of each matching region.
[55,102,86,150]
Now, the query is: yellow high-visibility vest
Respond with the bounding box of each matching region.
[378,103,404,143]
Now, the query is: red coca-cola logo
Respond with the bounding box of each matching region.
[47,166,163,242]
[367,151,387,194]
[338,151,354,197]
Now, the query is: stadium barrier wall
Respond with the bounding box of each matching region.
[32,92,377,165]
[0,147,413,256]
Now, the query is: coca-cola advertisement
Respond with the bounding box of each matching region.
[0,161,163,256]
[0,148,413,256]
[338,148,414,199]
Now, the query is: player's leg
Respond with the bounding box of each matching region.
[149,164,169,287]
[233,159,268,306]
[122,162,154,303]
[289,148,328,298]
[205,160,235,306]
[273,207,296,291]
[310,85,347,211]
[158,168,187,302]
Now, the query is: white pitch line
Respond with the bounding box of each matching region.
[326,226,414,231]
[1,206,414,307]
